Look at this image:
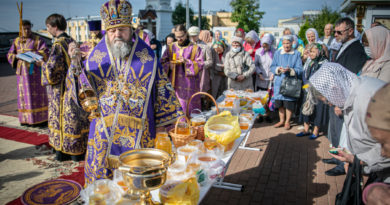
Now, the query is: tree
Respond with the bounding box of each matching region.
[230,0,265,32]
[171,2,210,30]
[298,6,341,45]
[193,16,211,30]
[171,2,194,27]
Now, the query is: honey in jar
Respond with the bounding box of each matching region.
[177,146,197,162]
[198,156,216,162]
[176,122,191,135]
[117,181,128,191]
[225,99,234,107]
[203,139,219,150]
[155,135,172,155]
[191,117,206,127]
[240,122,249,130]
[186,162,201,176]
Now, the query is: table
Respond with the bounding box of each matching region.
[151,113,259,203]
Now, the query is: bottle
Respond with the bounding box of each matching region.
[252,101,266,115]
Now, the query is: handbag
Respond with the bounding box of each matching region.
[279,74,302,99]
[335,156,363,205]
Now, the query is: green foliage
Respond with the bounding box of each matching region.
[172,2,194,26]
[299,5,341,45]
[230,0,265,32]
[193,16,211,30]
[172,2,211,30]
[298,20,311,45]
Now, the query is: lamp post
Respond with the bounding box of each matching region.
[186,0,189,29]
[198,0,202,29]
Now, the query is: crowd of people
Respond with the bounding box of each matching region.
[5,0,390,203]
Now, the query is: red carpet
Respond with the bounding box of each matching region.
[5,166,85,205]
[2,126,85,205]
[0,126,49,146]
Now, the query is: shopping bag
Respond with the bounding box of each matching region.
[204,111,241,146]
[335,156,363,205]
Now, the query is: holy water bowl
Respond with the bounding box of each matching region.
[118,148,175,205]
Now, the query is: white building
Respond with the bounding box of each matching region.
[340,0,390,32]
[145,0,173,40]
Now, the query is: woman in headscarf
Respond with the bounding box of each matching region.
[303,28,328,62]
[213,30,227,45]
[243,30,261,61]
[297,43,329,139]
[235,28,245,38]
[309,62,390,183]
[199,30,213,45]
[277,28,305,50]
[363,84,390,205]
[255,33,275,123]
[361,26,390,82]
[292,35,305,57]
[271,35,303,130]
[255,33,275,91]
[211,40,229,98]
[224,36,255,91]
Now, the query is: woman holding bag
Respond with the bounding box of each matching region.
[270,35,303,130]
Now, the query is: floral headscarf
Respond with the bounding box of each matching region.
[309,62,357,108]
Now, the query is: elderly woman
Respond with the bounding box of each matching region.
[224,36,255,91]
[255,33,275,91]
[235,28,245,38]
[211,40,229,98]
[361,26,390,82]
[271,35,303,129]
[277,28,304,50]
[243,30,261,61]
[303,28,328,62]
[309,62,390,183]
[297,43,328,139]
[363,84,390,205]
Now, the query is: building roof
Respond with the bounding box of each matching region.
[340,0,390,12]
[138,9,157,20]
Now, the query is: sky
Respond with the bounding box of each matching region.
[0,0,344,32]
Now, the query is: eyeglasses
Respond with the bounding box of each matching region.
[334,28,350,35]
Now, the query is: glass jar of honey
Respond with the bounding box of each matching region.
[155,134,172,155]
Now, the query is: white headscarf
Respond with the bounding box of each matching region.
[245,30,260,44]
[261,33,274,46]
[309,62,358,108]
[305,28,320,43]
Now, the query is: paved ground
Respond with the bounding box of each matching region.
[0,61,346,204]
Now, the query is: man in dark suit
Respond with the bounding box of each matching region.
[334,18,367,74]
[320,23,334,46]
[323,17,367,176]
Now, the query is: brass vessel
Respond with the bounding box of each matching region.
[79,87,100,121]
[118,148,175,205]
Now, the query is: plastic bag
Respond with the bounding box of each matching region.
[204,111,241,146]
[159,178,200,205]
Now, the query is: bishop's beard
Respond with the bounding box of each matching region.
[109,38,131,59]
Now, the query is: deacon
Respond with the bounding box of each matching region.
[80,19,103,58]
[161,24,204,113]
[68,0,183,184]
[7,20,49,126]
[40,14,90,162]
